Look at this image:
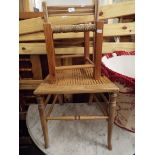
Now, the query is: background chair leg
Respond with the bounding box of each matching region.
[37,96,49,148]
[58,94,63,105]
[107,93,117,150]
[88,93,94,105]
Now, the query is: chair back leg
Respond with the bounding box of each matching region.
[44,23,56,82]
[94,21,104,80]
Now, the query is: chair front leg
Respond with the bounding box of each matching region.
[107,93,117,150]
[37,95,49,148]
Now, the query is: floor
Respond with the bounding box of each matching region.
[19,143,44,155]
[26,103,135,155]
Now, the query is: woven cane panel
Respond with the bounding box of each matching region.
[34,68,119,95]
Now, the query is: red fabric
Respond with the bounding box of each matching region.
[101,51,135,93]
[101,51,135,132]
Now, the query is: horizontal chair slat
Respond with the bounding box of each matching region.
[47,5,94,10]
[48,12,94,16]
[48,10,94,14]
[56,54,84,59]
[55,64,94,70]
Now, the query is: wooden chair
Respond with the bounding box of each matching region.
[42,1,102,82]
[34,1,119,150]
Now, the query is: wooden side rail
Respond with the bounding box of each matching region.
[47,5,94,11]
[56,54,84,59]
[20,68,32,72]
[46,115,108,120]
[45,1,96,16]
[55,64,94,70]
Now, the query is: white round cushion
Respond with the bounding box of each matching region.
[102,55,135,78]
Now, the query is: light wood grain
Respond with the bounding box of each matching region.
[19,17,43,35]
[19,1,134,35]
[19,22,135,41]
[104,22,135,36]
[19,80,42,90]
[19,42,135,55]
[19,12,44,19]
[100,1,134,19]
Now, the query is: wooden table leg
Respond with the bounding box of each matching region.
[37,95,49,148]
[107,93,117,150]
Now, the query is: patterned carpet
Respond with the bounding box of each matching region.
[115,89,135,132]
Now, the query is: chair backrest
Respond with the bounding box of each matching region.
[42,1,103,82]
[42,1,99,23]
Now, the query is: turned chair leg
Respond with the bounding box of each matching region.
[37,96,49,148]
[107,93,117,150]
